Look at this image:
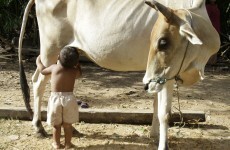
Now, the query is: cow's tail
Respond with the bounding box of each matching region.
[18,0,35,119]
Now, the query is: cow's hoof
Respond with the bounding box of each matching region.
[72,127,84,137]
[149,130,159,139]
[158,142,169,150]
[35,129,48,138]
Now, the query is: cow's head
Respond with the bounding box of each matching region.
[143,0,220,93]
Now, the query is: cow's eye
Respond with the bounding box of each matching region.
[158,38,169,50]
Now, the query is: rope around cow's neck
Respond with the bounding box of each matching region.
[171,41,190,128]
[174,79,185,128]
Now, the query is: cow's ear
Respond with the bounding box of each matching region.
[179,23,203,45]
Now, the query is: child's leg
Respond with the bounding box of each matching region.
[63,122,73,148]
[52,124,62,149]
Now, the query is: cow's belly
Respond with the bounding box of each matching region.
[70,31,152,71]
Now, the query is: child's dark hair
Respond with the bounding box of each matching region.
[59,47,80,68]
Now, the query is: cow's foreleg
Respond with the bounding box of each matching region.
[32,68,50,137]
[150,93,159,140]
[157,80,173,150]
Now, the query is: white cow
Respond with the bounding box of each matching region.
[18,0,209,149]
[143,0,220,149]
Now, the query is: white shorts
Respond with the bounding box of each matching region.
[47,92,79,126]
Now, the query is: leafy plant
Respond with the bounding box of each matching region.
[0,0,39,48]
[0,0,27,39]
[220,33,230,62]
[217,0,230,36]
[216,0,230,62]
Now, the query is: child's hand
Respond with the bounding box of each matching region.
[75,63,82,78]
[36,55,47,73]
[74,63,81,69]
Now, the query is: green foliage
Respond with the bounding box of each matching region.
[216,0,230,62]
[0,0,27,39]
[216,0,230,35]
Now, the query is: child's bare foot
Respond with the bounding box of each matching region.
[52,142,64,149]
[65,143,75,149]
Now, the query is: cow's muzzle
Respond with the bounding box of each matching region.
[144,77,167,89]
[144,77,167,93]
[144,76,183,93]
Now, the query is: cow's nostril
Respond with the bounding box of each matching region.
[144,84,149,91]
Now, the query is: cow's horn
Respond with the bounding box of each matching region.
[145,0,172,21]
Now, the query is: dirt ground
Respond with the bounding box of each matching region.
[0,58,229,150]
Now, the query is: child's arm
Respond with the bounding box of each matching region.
[36,55,55,75]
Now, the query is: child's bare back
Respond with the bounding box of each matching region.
[45,63,81,92]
